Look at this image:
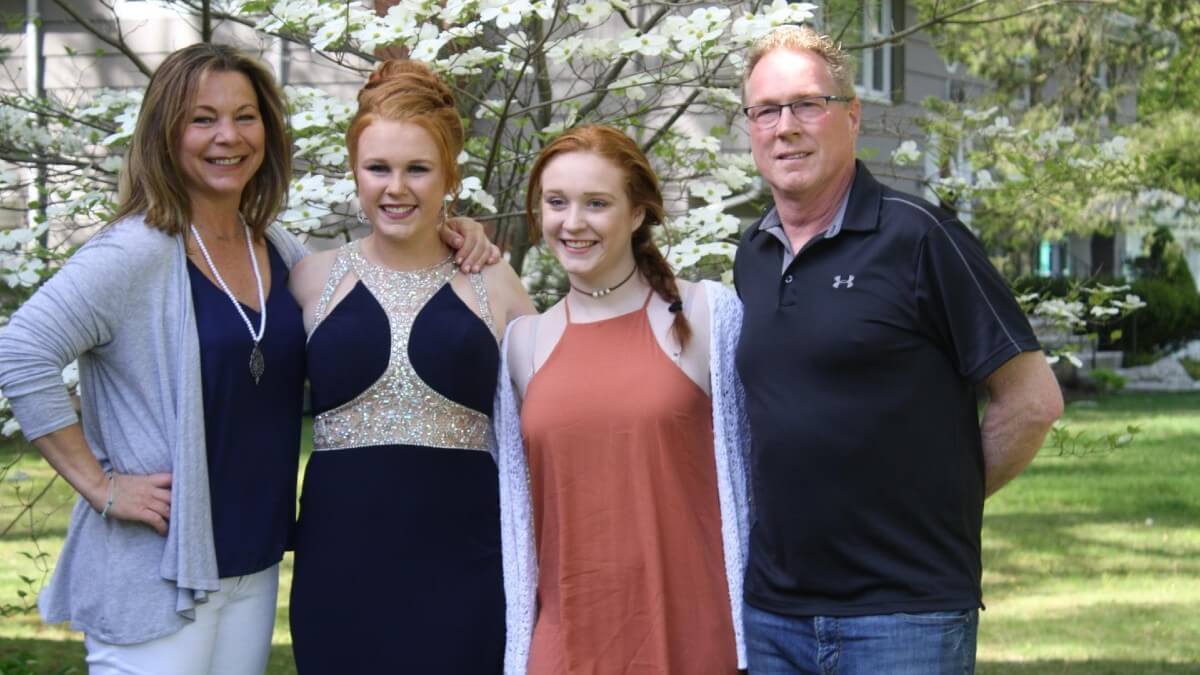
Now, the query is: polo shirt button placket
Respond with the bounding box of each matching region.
[778,272,796,309]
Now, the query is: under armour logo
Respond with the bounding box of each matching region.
[832,275,855,289]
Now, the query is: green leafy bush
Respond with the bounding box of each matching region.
[1117,278,1200,357]
[1182,358,1200,381]
[1013,274,1200,360]
[1087,368,1127,393]
[1011,275,1083,298]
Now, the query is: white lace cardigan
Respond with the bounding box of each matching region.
[492,279,752,673]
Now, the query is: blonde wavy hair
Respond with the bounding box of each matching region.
[744,25,856,98]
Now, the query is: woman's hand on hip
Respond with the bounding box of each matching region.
[31,424,173,536]
[102,471,173,536]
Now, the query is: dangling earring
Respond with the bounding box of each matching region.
[357,209,367,224]
[439,204,448,230]
[442,186,463,230]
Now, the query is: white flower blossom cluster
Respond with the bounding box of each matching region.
[0,105,56,149]
[0,397,19,438]
[896,103,1149,226]
[730,1,820,45]
[566,0,613,28]
[0,87,144,297]
[1036,298,1088,327]
[1089,189,1200,231]
[1135,189,1200,228]
[1027,283,1147,368]
[963,107,999,123]
[979,115,1018,138]
[1035,125,1076,149]
[1,255,46,289]
[890,140,921,166]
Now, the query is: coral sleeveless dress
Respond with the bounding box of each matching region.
[520,291,738,674]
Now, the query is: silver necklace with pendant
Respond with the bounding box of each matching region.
[190,222,267,384]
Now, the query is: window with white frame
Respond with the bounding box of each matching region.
[854,0,892,100]
[813,1,902,101]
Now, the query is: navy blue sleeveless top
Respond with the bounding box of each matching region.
[188,241,306,577]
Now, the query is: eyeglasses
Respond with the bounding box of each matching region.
[742,95,855,128]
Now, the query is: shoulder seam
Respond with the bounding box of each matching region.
[880,195,957,229]
[883,196,1022,354]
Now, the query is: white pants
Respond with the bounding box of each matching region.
[84,564,280,675]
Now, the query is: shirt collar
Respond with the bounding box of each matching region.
[755,160,882,242]
[757,177,853,246]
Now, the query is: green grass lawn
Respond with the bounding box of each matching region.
[1,393,1197,674]
[977,392,1200,674]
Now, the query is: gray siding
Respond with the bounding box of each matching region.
[1,0,368,92]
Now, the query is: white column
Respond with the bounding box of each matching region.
[25,0,43,232]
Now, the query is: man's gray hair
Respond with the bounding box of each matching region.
[744,25,856,98]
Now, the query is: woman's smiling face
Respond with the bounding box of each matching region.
[354,119,449,247]
[177,69,265,208]
[538,150,645,289]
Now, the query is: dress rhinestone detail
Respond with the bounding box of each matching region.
[310,242,496,452]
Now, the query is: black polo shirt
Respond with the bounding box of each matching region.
[734,161,1040,617]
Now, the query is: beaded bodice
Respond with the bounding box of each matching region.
[310,241,496,452]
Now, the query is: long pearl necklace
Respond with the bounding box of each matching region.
[190,222,267,384]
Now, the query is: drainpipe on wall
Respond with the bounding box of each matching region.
[26,0,47,236]
[274,37,287,87]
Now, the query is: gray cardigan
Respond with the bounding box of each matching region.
[0,214,308,644]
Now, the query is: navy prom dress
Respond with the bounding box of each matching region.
[290,241,504,674]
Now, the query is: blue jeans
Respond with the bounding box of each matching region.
[744,603,978,675]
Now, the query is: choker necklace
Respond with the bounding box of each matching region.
[190,221,267,384]
[569,265,638,299]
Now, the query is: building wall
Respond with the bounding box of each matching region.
[854,2,991,198]
[1,0,370,92]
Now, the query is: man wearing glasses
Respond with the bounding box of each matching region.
[732,25,1064,674]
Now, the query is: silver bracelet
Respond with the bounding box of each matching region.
[100,471,116,520]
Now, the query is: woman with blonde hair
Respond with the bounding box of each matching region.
[0,44,493,674]
[496,125,752,674]
[288,59,533,673]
